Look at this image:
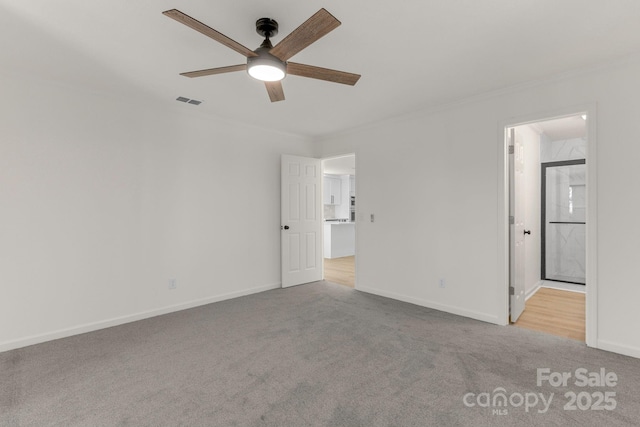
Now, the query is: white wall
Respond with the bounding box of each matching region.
[0,72,313,351]
[318,56,640,358]
[518,125,542,297]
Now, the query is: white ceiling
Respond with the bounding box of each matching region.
[323,155,355,176]
[3,1,640,139]
[534,115,587,141]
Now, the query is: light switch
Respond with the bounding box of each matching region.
[370,214,375,223]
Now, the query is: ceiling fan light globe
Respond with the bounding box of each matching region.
[247,49,287,82]
[248,64,285,82]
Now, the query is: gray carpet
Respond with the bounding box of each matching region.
[1,281,639,426]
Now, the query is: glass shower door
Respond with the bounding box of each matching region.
[542,160,586,285]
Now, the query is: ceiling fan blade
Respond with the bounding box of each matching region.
[269,8,340,61]
[163,9,257,58]
[265,81,285,102]
[180,64,247,78]
[287,62,361,86]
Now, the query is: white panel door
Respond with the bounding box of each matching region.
[281,155,322,288]
[509,128,526,322]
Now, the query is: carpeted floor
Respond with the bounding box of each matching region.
[2,281,639,426]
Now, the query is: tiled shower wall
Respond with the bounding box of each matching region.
[541,135,586,162]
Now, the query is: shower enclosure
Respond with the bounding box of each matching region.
[541,159,586,285]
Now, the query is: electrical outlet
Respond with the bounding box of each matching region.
[439,279,446,288]
[168,279,177,290]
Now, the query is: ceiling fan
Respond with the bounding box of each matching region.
[163,8,361,102]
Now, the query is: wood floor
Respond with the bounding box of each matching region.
[514,287,585,341]
[324,256,355,288]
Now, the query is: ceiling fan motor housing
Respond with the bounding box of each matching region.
[255,18,279,38]
[246,18,286,81]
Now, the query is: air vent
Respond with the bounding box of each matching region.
[176,96,203,105]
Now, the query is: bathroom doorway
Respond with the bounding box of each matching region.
[505,112,592,342]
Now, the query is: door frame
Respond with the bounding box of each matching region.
[497,103,598,347]
[508,127,527,322]
[321,153,357,289]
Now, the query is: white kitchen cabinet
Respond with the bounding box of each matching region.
[324,222,355,258]
[335,175,351,218]
[323,175,342,205]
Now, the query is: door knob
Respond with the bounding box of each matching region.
[524,230,531,235]
[282,225,290,230]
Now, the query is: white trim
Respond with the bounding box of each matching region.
[358,286,500,325]
[526,282,587,299]
[525,281,543,300]
[584,106,598,348]
[597,340,640,360]
[354,152,359,291]
[0,283,281,353]
[541,286,585,294]
[541,281,585,294]
[497,124,510,325]
[497,103,598,346]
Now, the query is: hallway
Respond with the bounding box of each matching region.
[323,256,355,288]
[514,286,585,341]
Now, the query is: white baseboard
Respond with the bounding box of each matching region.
[0,283,281,353]
[525,281,543,300]
[357,285,500,325]
[540,280,586,294]
[596,339,640,360]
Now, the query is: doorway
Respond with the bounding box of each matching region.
[322,154,356,288]
[503,110,595,344]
